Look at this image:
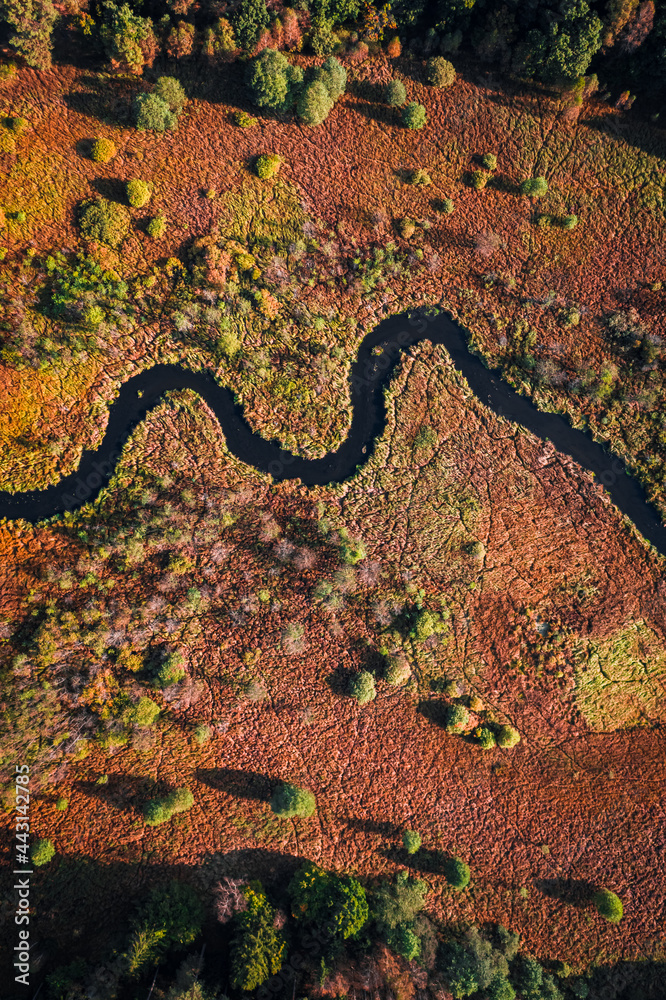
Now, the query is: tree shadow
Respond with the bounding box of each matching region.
[416,698,450,728]
[91,176,130,204]
[76,772,161,813]
[377,844,453,876]
[325,665,355,697]
[344,816,402,837]
[75,137,95,160]
[63,87,135,128]
[196,767,273,802]
[352,100,401,128]
[585,113,666,161]
[347,79,387,103]
[535,877,597,909]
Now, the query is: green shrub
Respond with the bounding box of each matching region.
[440,197,454,214]
[467,540,486,559]
[78,197,130,248]
[154,651,185,688]
[471,170,489,190]
[233,110,258,128]
[474,725,496,749]
[593,888,623,922]
[387,923,421,960]
[349,670,376,705]
[297,79,334,125]
[438,928,508,999]
[83,304,105,328]
[270,782,316,818]
[126,178,152,208]
[402,829,421,854]
[134,92,177,132]
[444,857,471,890]
[481,153,497,170]
[91,137,116,163]
[289,861,369,940]
[520,176,549,197]
[131,696,161,727]
[408,168,431,186]
[427,56,456,88]
[486,974,516,1000]
[230,882,286,991]
[127,880,204,975]
[255,153,282,179]
[496,724,520,748]
[31,838,55,866]
[402,102,427,129]
[147,212,166,238]
[444,703,469,733]
[153,76,187,114]
[3,0,58,71]
[245,48,303,112]
[193,723,211,744]
[55,797,68,811]
[143,786,194,826]
[311,55,347,101]
[562,213,578,229]
[385,79,407,106]
[384,654,411,686]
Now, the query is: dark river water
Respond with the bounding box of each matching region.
[0,307,664,558]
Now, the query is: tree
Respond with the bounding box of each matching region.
[99,2,158,75]
[255,153,282,179]
[312,55,347,101]
[289,861,369,940]
[372,871,428,935]
[0,0,58,71]
[438,928,509,1000]
[402,829,422,854]
[31,837,55,866]
[126,179,151,207]
[165,21,195,59]
[593,888,623,922]
[134,92,177,131]
[154,76,187,114]
[496,724,520,748]
[444,856,471,889]
[245,48,303,112]
[270,782,316,818]
[427,56,456,87]
[385,79,407,105]
[91,137,116,163]
[127,880,204,975]
[230,883,286,991]
[444,703,469,733]
[402,102,427,129]
[233,0,269,51]
[349,670,376,704]
[513,0,603,83]
[520,176,549,197]
[78,197,131,248]
[297,79,334,125]
[143,786,194,826]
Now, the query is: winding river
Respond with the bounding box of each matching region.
[1,307,665,558]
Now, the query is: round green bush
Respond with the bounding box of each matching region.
[312,56,347,102]
[387,923,421,961]
[55,797,68,811]
[153,76,187,114]
[154,651,185,688]
[426,56,456,88]
[270,782,316,818]
[31,838,55,866]
[147,213,167,238]
[349,670,376,705]
[402,102,427,130]
[385,655,411,686]
[402,829,421,854]
[409,168,431,186]
[255,153,282,179]
[440,197,454,214]
[234,110,258,128]
[562,213,578,229]
[496,724,521,748]
[91,137,116,163]
[385,79,407,106]
[444,703,469,733]
[78,197,131,248]
[593,889,623,922]
[245,48,303,113]
[83,304,105,328]
[481,153,497,171]
[297,79,334,126]
[144,786,194,826]
[474,725,496,749]
[127,179,152,208]
[471,170,489,190]
[520,176,549,197]
[134,92,177,132]
[444,856,471,890]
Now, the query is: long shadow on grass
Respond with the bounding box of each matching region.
[377,844,452,876]
[76,772,162,813]
[417,698,450,728]
[535,877,597,909]
[63,87,136,128]
[352,100,402,128]
[585,113,666,161]
[196,767,274,802]
[92,176,131,204]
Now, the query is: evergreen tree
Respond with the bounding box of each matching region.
[99,1,158,75]
[229,883,286,991]
[233,0,269,51]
